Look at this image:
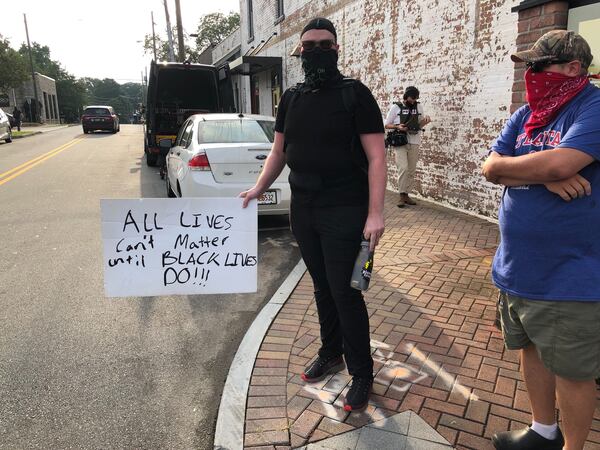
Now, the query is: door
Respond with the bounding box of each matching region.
[271,70,281,117]
[168,119,192,195]
[568,1,600,84]
[250,75,260,115]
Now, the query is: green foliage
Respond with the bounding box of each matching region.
[18,42,65,80]
[142,26,198,62]
[83,78,143,124]
[12,40,144,123]
[0,35,29,93]
[56,75,87,122]
[141,11,240,62]
[195,12,240,51]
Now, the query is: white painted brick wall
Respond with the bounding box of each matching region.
[237,0,521,217]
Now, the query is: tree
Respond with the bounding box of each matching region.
[18,42,65,80]
[56,75,87,122]
[0,35,29,94]
[142,27,197,62]
[194,12,240,51]
[17,42,90,122]
[141,11,240,62]
[82,77,143,123]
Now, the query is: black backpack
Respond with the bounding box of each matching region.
[284,78,368,173]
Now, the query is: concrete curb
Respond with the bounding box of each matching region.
[12,124,78,140]
[11,132,42,140]
[213,259,307,450]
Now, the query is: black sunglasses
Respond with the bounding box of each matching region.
[526,60,570,73]
[301,39,335,52]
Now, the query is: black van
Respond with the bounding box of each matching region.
[144,60,235,166]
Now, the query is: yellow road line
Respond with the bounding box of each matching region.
[0,138,83,181]
[0,138,85,186]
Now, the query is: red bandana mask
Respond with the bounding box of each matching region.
[524,68,589,137]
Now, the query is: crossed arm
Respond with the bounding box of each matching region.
[482,148,595,200]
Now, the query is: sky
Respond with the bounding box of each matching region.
[2,0,240,84]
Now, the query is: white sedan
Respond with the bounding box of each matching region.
[164,113,290,215]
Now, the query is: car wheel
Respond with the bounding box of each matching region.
[83,128,88,134]
[166,175,176,198]
[146,153,158,167]
[117,125,120,132]
[5,128,12,143]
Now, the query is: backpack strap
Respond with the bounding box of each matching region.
[340,78,358,115]
[337,79,369,174]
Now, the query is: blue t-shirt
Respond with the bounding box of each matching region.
[491,83,600,301]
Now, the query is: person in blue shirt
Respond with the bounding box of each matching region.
[482,30,600,450]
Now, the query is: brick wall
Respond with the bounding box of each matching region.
[239,0,523,217]
[510,1,569,113]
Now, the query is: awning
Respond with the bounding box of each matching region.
[229,55,282,76]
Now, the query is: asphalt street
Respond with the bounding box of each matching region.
[0,125,300,449]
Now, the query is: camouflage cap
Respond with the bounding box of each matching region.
[512,30,593,69]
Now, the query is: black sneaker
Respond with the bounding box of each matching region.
[343,376,373,412]
[301,355,345,382]
[492,426,564,450]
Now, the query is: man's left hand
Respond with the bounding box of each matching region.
[363,213,385,251]
[482,152,503,184]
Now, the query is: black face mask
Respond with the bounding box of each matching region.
[301,48,342,89]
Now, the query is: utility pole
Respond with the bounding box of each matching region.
[162,0,176,62]
[23,13,41,123]
[174,0,185,62]
[151,11,157,61]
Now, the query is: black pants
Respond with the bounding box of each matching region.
[290,202,373,378]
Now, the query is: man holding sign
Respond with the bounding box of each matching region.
[240,18,386,412]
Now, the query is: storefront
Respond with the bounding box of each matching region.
[228,55,282,117]
[568,0,600,83]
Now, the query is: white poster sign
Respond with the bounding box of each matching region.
[101,198,257,297]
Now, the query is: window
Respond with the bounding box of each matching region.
[247,0,254,41]
[568,1,600,83]
[197,119,274,144]
[276,0,284,20]
[175,119,189,147]
[178,120,194,147]
[43,92,49,119]
[84,108,110,116]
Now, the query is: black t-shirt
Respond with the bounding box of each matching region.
[275,80,384,206]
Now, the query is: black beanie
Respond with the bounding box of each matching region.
[301,17,337,41]
[404,86,420,100]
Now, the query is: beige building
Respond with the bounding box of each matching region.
[1,72,60,124]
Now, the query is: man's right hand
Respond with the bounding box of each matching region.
[545,174,591,201]
[239,186,263,208]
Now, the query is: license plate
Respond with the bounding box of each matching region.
[92,118,101,122]
[258,190,277,205]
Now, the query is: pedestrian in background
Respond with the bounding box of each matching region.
[384,86,431,207]
[12,107,22,131]
[482,30,600,450]
[240,17,386,412]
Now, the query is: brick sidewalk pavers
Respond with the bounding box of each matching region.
[242,193,600,450]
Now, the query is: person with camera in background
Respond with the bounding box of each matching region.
[384,86,431,207]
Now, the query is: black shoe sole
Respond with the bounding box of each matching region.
[301,361,345,383]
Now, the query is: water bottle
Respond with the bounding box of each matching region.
[350,239,374,291]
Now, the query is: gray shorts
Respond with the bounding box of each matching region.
[498,291,600,381]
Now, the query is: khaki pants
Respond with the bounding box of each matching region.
[394,143,420,193]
